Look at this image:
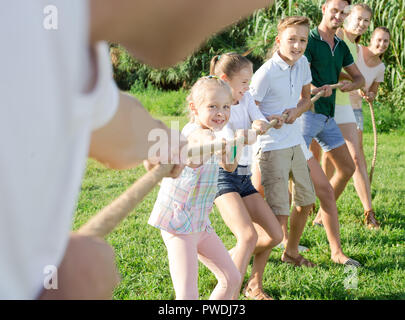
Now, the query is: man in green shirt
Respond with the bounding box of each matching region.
[301,0,364,220]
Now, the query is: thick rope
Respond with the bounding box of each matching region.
[368,101,378,185]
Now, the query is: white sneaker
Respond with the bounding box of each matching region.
[275,243,309,252]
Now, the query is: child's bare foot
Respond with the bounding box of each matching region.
[281,251,316,267]
[242,282,273,300]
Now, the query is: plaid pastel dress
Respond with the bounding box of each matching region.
[148,123,219,234]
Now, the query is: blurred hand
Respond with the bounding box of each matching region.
[267,115,284,129]
[236,129,257,145]
[361,90,376,103]
[339,80,355,92]
[312,85,332,97]
[252,120,269,135]
[283,108,300,124]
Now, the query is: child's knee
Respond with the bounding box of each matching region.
[296,204,313,215]
[236,227,258,250]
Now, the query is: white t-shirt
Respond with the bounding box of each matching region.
[0,1,119,299]
[350,45,386,109]
[219,92,268,166]
[250,52,312,152]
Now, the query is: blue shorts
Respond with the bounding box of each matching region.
[301,111,345,152]
[215,165,258,199]
[353,109,364,131]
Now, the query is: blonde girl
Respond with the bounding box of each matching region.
[147,77,242,300]
[211,53,283,300]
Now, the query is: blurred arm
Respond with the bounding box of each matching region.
[89,92,186,171]
[89,0,274,68]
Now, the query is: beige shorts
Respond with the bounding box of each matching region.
[257,145,316,216]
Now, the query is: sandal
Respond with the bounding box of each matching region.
[275,243,309,252]
[364,210,380,229]
[243,285,274,300]
[281,251,316,268]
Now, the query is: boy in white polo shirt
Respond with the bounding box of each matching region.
[250,16,316,267]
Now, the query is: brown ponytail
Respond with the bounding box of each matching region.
[209,52,252,79]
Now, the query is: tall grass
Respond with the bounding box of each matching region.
[113,0,404,124]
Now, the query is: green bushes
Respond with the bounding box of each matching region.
[363,101,405,133]
[130,85,188,116]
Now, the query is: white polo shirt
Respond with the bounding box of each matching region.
[250,52,312,152]
[219,92,268,166]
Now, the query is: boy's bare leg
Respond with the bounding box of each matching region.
[285,205,312,258]
[276,215,289,246]
[325,144,355,201]
[38,233,120,300]
[307,158,351,263]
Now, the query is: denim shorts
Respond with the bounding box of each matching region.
[215,165,258,199]
[353,109,364,131]
[301,111,345,152]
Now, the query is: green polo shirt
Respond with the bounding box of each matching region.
[304,28,354,117]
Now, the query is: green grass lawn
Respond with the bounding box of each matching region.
[73,113,405,300]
